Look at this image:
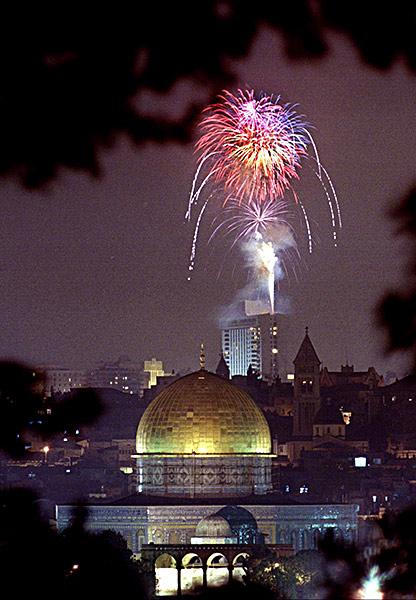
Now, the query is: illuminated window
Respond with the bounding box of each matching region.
[301,378,313,393]
[341,410,352,425]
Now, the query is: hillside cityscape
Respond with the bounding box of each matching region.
[2,311,415,596]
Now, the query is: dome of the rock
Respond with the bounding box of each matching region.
[134,369,273,497]
[136,369,271,455]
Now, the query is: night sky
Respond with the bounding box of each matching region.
[1,28,415,378]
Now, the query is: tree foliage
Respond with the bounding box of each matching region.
[245,549,324,599]
[0,361,102,457]
[0,4,414,187]
[379,187,416,370]
[0,488,146,599]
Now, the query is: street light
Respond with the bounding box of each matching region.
[42,445,49,464]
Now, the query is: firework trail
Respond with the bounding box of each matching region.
[211,198,297,313]
[187,196,210,280]
[242,225,296,314]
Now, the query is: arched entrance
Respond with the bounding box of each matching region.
[313,528,322,549]
[206,553,229,588]
[155,553,177,596]
[181,553,203,595]
[232,552,250,583]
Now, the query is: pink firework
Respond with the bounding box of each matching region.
[195,89,310,204]
[185,89,341,280]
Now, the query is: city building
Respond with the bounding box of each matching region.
[143,357,165,388]
[135,367,273,497]
[38,365,87,396]
[87,355,145,396]
[220,301,288,381]
[292,327,321,438]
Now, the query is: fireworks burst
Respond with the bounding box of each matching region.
[185,88,341,313]
[192,89,310,206]
[210,197,291,246]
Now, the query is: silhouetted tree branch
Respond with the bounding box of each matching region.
[0,3,414,187]
[378,187,416,370]
[0,361,102,457]
[0,488,145,599]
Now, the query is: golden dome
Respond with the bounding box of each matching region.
[136,370,271,455]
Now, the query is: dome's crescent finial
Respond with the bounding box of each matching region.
[200,342,206,370]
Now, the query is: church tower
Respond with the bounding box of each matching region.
[293,327,321,437]
[215,352,230,380]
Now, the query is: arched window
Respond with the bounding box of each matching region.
[151,528,164,544]
[301,378,313,394]
[313,529,322,549]
[136,528,145,550]
[290,530,298,550]
[169,531,181,544]
[206,554,229,588]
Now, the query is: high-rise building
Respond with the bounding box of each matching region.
[220,302,287,381]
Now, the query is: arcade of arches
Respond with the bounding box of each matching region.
[145,545,276,596]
